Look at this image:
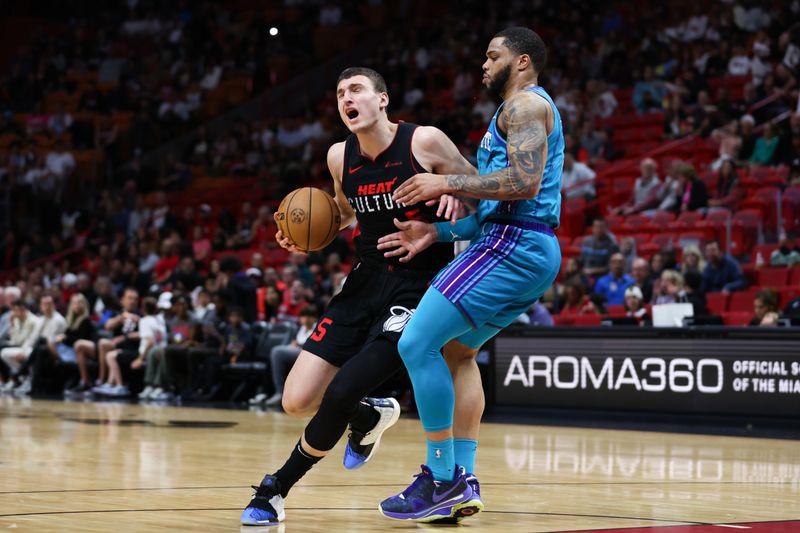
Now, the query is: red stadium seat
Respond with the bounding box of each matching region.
[730,210,762,257]
[553,315,575,326]
[705,292,729,314]
[728,288,759,312]
[650,211,676,227]
[572,314,603,326]
[791,268,800,286]
[606,304,626,317]
[756,267,790,287]
[650,233,677,250]
[782,187,800,233]
[721,311,752,326]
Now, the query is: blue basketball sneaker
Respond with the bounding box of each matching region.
[343,397,401,470]
[379,465,474,522]
[430,474,483,523]
[240,475,286,526]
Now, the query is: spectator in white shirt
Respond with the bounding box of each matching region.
[562,153,597,200]
[611,158,662,215]
[0,300,42,391]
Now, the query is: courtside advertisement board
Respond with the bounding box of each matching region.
[493,328,800,418]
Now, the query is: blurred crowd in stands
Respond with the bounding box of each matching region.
[2,1,800,402]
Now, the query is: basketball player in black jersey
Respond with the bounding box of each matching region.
[241,67,484,526]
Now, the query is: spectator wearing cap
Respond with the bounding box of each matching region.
[610,158,661,215]
[702,241,747,294]
[770,239,800,267]
[593,253,634,306]
[624,285,650,325]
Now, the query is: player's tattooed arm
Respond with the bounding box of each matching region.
[393,93,549,205]
[446,93,548,200]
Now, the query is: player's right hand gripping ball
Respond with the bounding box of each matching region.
[275,187,341,252]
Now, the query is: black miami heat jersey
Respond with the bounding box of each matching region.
[342,122,454,272]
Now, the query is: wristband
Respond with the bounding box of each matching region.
[434,215,480,242]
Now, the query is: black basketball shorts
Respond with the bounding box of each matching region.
[302,261,434,367]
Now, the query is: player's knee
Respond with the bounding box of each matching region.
[397,329,421,366]
[320,378,355,412]
[281,391,316,418]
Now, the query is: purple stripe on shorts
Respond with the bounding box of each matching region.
[450,227,522,302]
[434,224,517,301]
[447,227,518,302]
[433,225,505,294]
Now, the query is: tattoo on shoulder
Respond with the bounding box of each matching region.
[447,95,547,200]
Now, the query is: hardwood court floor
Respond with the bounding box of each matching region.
[1,398,799,532]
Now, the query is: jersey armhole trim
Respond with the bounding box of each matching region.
[409,124,432,173]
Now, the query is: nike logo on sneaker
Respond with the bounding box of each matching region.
[431,480,466,504]
[349,165,364,174]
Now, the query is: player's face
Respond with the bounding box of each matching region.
[336,75,388,133]
[482,37,514,99]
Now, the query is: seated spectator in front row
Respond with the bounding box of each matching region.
[89,288,141,396]
[770,239,800,267]
[580,217,619,278]
[263,305,319,408]
[189,306,251,401]
[138,297,175,402]
[0,301,42,392]
[6,295,67,395]
[702,240,747,294]
[594,253,634,306]
[29,294,96,395]
[750,289,780,327]
[610,158,661,215]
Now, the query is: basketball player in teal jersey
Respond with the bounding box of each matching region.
[375,27,564,522]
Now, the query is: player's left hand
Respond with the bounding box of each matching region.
[377,218,437,263]
[425,194,464,224]
[393,173,449,205]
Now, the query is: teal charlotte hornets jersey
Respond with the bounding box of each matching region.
[476,86,564,228]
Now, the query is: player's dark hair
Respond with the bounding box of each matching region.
[337,67,388,93]
[494,27,547,74]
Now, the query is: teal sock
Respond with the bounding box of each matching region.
[426,438,455,481]
[453,438,478,474]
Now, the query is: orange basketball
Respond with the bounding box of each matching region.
[275,187,341,252]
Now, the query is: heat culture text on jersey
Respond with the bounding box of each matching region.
[348,177,399,214]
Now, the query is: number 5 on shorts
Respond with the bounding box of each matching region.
[310,318,333,341]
